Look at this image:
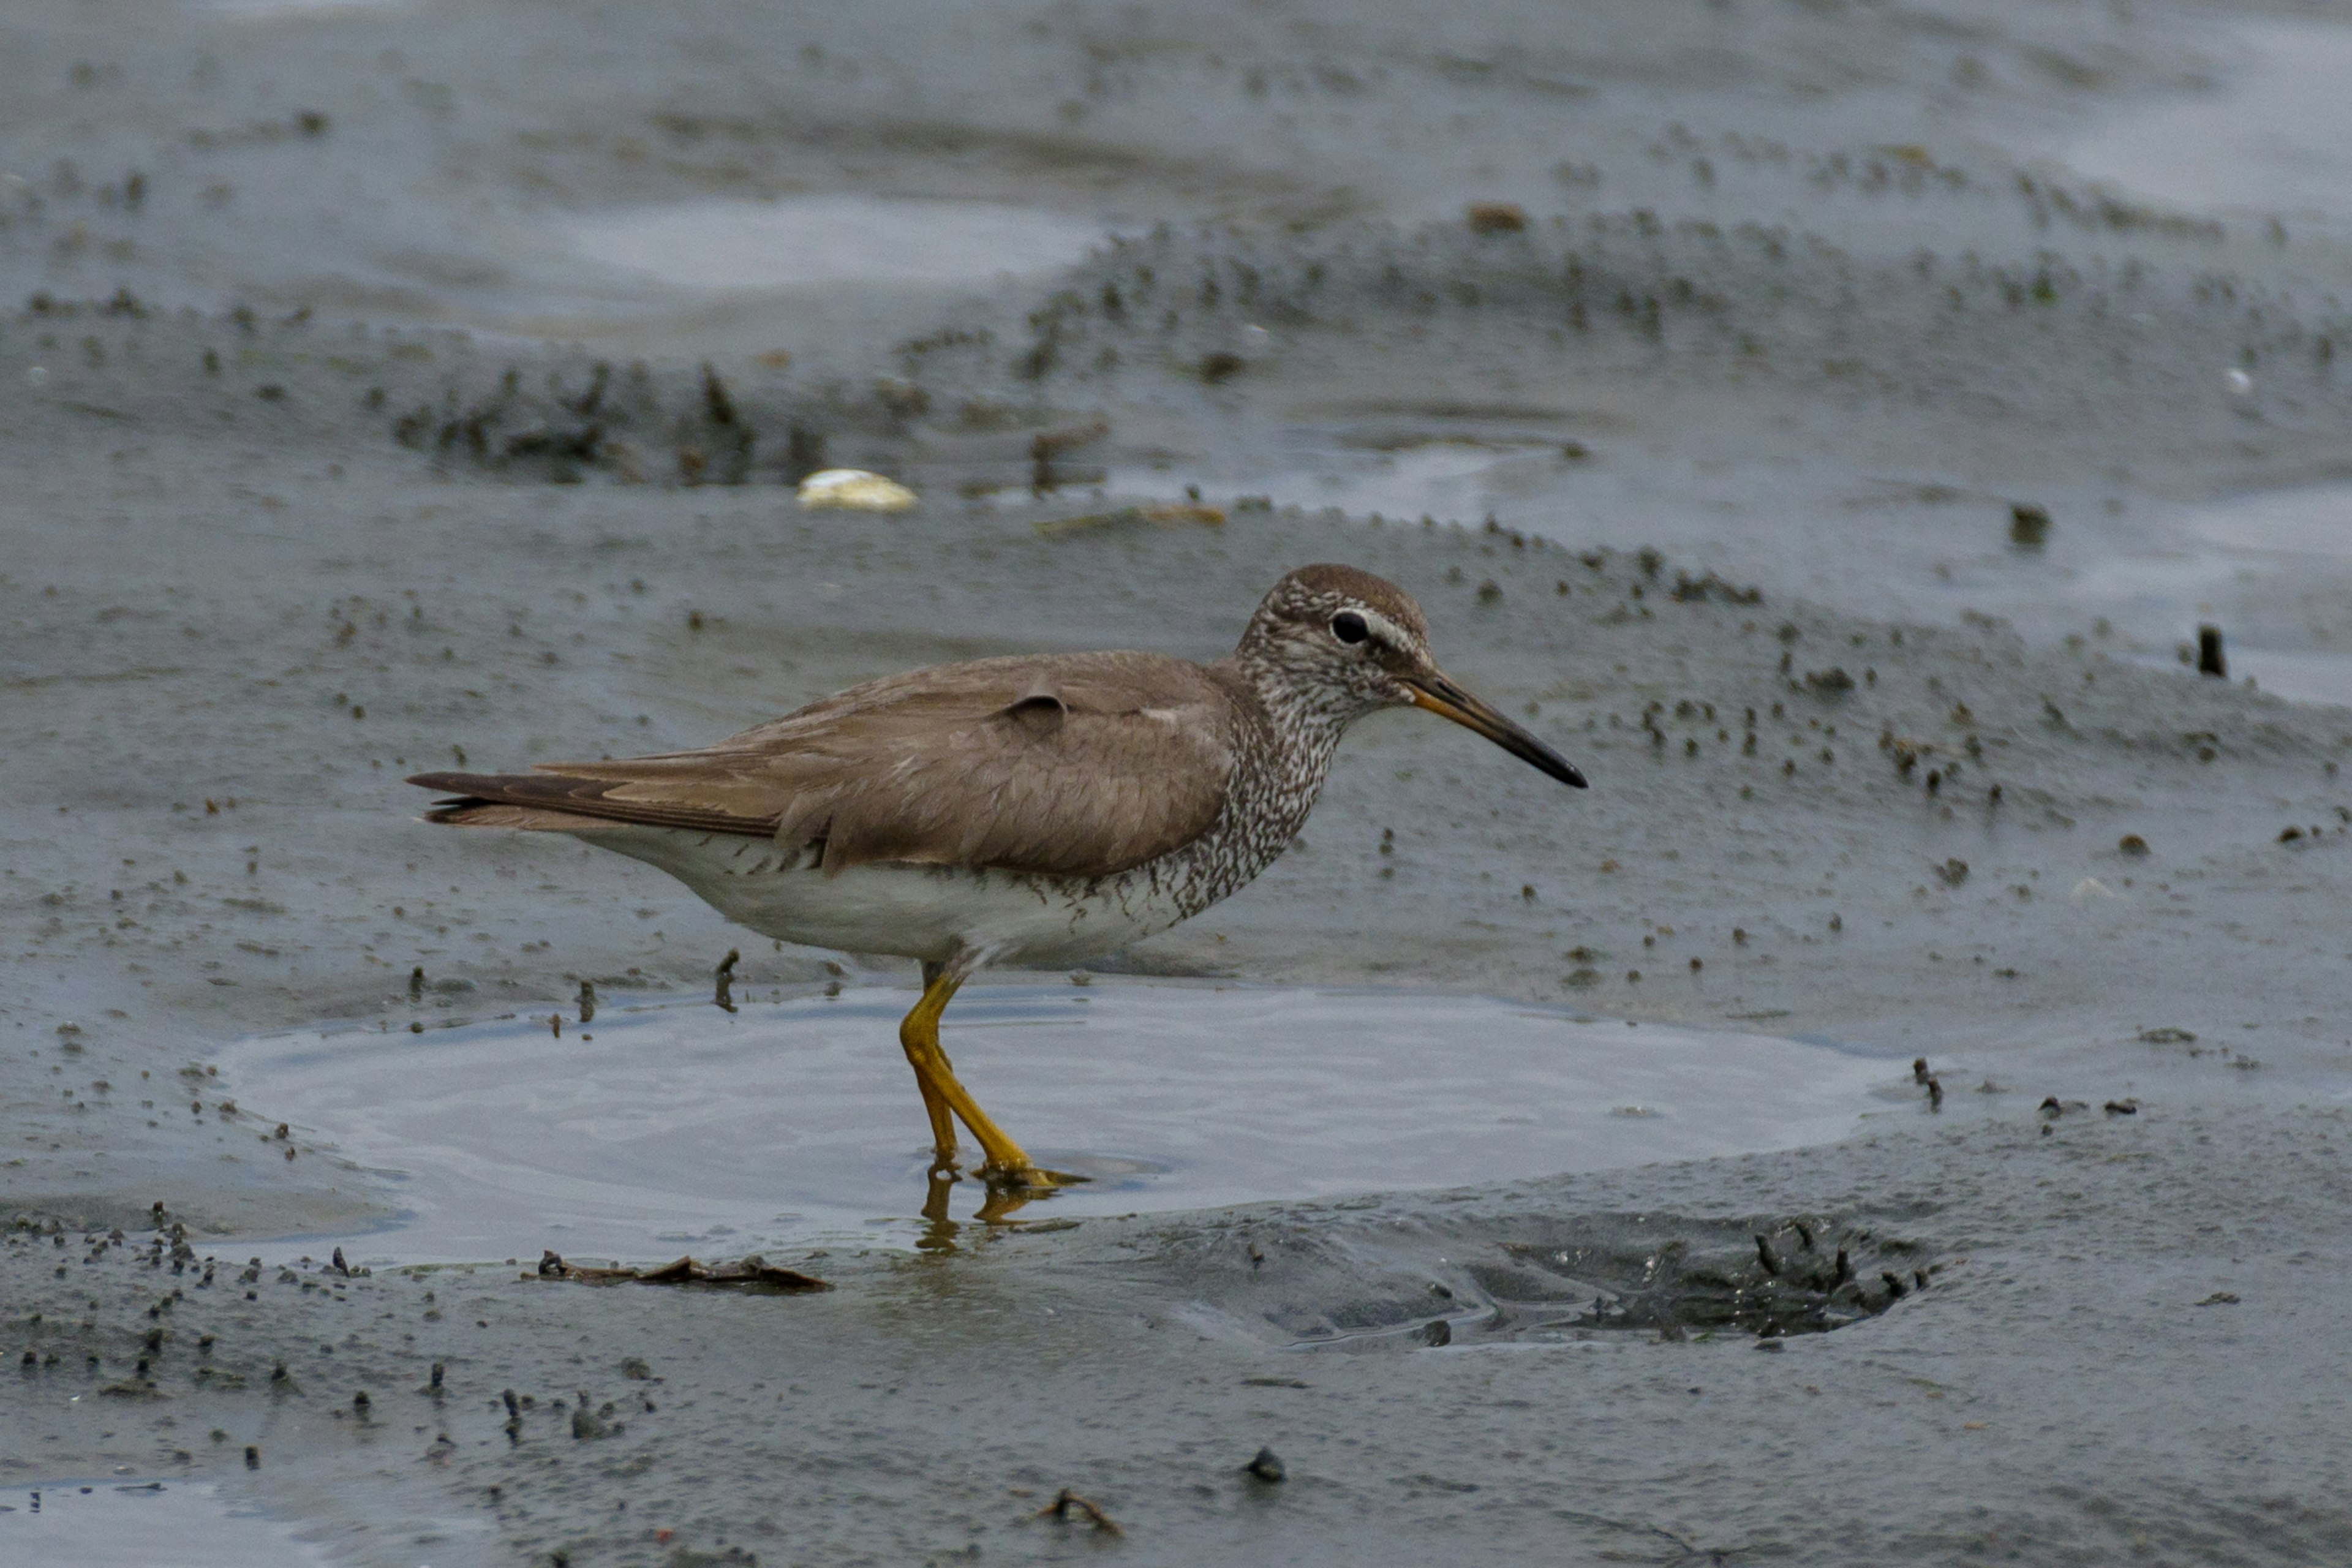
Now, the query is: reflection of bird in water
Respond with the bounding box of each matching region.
[409,564,1585,1210]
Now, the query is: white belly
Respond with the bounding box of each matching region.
[580,826,1187,967]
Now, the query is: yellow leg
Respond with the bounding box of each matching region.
[898,967,959,1166]
[896,963,1088,1192]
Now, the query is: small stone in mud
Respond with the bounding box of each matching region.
[1245,1446,1286,1483]
[243,1445,259,1469]
[1464,200,1528,233]
[2198,624,2227,677]
[2119,834,2150,857]
[570,1392,620,1440]
[1196,351,1246,384]
[2008,502,2051,549]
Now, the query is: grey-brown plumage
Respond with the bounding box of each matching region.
[415,648,1247,878]
[408,563,1585,1194]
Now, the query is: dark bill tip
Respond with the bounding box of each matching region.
[1404,673,1588,789]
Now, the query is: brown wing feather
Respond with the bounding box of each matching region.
[410,771,779,835]
[422,802,623,832]
[409,650,1249,879]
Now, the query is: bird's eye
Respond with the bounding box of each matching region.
[1330,611,1370,645]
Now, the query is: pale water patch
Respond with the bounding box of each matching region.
[197,0,415,18]
[2220,647,2352,709]
[218,984,1901,1262]
[2163,482,2352,706]
[2063,20,2352,230]
[0,1481,326,1568]
[2188,483,2352,562]
[2122,645,2352,710]
[557,195,1114,293]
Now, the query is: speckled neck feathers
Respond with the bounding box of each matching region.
[1154,614,1382,919]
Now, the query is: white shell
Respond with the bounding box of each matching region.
[796,469,918,511]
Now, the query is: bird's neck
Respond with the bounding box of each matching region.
[1191,652,1357,883]
[1226,647,1359,774]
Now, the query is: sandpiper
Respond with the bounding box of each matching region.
[409,564,1583,1193]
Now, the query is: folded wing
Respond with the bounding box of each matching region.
[409,650,1247,880]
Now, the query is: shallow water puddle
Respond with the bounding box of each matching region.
[2118,644,2352,709]
[2098,481,2352,708]
[557,195,1113,292]
[221,984,1898,1262]
[199,0,414,17]
[0,1480,325,1567]
[2187,483,2352,564]
[2063,20,2352,236]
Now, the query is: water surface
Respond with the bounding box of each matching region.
[219,982,1900,1262]
[558,195,1114,292]
[2064,19,2352,236]
[0,1481,325,1568]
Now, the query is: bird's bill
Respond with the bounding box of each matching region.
[1403,671,1588,788]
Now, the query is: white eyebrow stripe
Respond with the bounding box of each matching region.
[1355,608,1408,646]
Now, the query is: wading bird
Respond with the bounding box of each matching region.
[410,564,1584,1196]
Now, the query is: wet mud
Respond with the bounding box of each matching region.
[6,0,2352,1563]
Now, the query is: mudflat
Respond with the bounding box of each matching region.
[4,2,2350,1564]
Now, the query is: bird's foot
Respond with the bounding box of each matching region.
[974,1163,1089,1218]
[984,1162,1091,1193]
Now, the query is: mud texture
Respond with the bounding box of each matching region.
[6,1,2352,1564]
[9,1107,2350,1566]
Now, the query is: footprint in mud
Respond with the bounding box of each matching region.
[1485,1214,1940,1341]
[1267,1211,1943,1351]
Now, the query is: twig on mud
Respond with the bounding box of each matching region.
[1035,1488,1124,1536]
[530,1249,829,1292]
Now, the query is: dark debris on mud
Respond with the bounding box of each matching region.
[1220,1208,1947,1352]
[1483,1213,1939,1342]
[532,1249,831,1292]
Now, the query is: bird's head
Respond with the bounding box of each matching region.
[1239,563,1586,789]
